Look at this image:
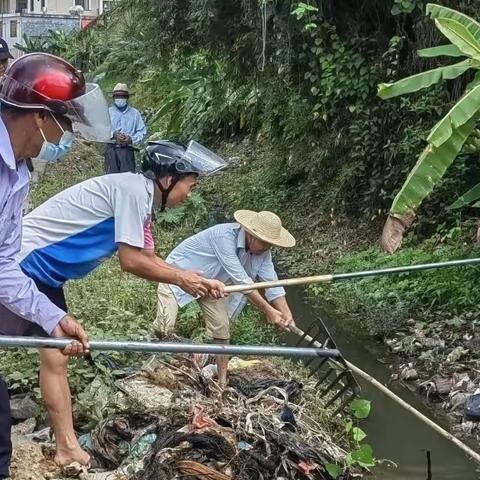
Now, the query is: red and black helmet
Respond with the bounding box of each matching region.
[0,53,85,116]
[0,53,111,142]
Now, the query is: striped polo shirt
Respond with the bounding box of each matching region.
[18,172,154,287]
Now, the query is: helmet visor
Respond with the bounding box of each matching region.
[182,140,227,176]
[66,83,111,143]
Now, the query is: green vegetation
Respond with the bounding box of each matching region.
[24,0,478,224]
[311,233,479,336]
[25,2,480,242]
[332,400,375,476]
[378,5,480,251]
[17,0,480,359]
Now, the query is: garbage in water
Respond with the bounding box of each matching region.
[9,353,354,479]
[464,393,480,421]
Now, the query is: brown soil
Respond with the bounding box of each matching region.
[10,443,62,480]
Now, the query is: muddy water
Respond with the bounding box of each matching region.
[285,288,479,479]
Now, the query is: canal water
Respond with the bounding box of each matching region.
[286,287,479,479]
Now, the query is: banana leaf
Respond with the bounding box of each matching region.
[427,83,480,148]
[377,60,472,99]
[450,182,480,209]
[466,71,480,93]
[434,18,480,60]
[427,4,480,43]
[417,44,465,58]
[390,114,479,216]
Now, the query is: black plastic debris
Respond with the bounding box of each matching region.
[464,393,480,421]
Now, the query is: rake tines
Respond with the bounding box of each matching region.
[294,318,360,415]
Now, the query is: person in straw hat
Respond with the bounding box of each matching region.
[154,209,296,386]
[105,82,147,173]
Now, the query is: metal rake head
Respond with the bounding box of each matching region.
[295,319,360,416]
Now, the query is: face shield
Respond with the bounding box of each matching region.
[179,140,227,176]
[65,83,111,143]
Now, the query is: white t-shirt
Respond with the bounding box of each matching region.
[18,172,154,287]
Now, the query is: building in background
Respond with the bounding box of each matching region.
[0,0,111,57]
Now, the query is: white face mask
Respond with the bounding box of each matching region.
[114,98,128,109]
[37,114,74,162]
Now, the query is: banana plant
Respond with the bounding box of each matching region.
[14,34,49,54]
[378,4,480,253]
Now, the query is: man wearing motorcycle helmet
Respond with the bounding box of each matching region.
[0,53,111,474]
[13,139,226,468]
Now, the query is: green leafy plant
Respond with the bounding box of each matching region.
[14,34,49,53]
[378,4,480,252]
[291,2,318,31]
[350,398,372,419]
[391,0,425,15]
[325,399,375,477]
[291,2,318,20]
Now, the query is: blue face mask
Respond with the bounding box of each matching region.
[114,98,128,109]
[37,116,74,162]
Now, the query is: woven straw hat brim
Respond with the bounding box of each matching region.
[113,83,130,95]
[234,210,296,248]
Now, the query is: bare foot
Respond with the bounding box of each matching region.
[54,445,90,467]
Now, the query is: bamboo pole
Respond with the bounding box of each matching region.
[224,258,480,293]
[290,325,480,464]
[225,274,333,292]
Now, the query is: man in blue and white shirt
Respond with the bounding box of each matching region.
[13,140,226,468]
[155,209,296,385]
[105,83,147,173]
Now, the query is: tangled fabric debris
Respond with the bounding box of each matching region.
[10,355,350,480]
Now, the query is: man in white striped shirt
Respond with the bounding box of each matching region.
[155,209,296,385]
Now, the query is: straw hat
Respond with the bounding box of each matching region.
[113,83,129,95]
[234,210,296,248]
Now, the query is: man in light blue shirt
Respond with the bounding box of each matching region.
[155,209,296,385]
[105,83,147,173]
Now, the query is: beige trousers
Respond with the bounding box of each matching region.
[154,283,230,340]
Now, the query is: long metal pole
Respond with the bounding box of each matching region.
[0,336,339,359]
[224,258,480,293]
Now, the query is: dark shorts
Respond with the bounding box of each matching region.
[0,377,11,478]
[0,280,65,477]
[0,280,67,337]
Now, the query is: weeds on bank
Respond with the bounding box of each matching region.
[310,233,480,337]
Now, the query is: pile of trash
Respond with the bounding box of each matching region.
[389,317,480,440]
[11,354,350,480]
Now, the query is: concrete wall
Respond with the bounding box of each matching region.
[22,13,79,35]
[1,14,23,54]
[0,13,79,57]
[0,1,17,14]
[0,0,107,58]
[1,0,102,16]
